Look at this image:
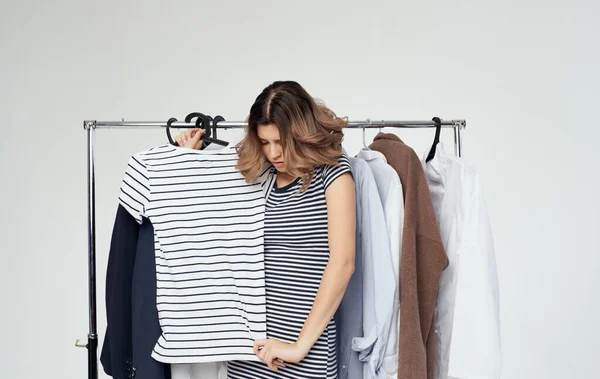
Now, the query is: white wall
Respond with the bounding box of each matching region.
[1,0,599,378]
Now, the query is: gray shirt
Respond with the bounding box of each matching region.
[337,157,397,379]
[336,159,364,379]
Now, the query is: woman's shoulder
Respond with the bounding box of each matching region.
[318,153,352,190]
[318,153,351,172]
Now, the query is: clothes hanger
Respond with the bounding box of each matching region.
[197,114,229,147]
[184,112,230,147]
[425,116,442,163]
[166,117,179,146]
[212,115,225,140]
[189,112,212,149]
[361,118,373,150]
[201,114,228,148]
[166,115,210,146]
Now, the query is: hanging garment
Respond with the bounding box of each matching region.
[228,154,352,379]
[101,208,171,379]
[370,133,448,379]
[335,158,364,379]
[132,217,172,379]
[119,145,267,364]
[171,362,228,379]
[356,148,404,379]
[347,157,396,379]
[422,143,501,379]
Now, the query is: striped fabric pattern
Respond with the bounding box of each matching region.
[119,145,267,364]
[227,154,352,379]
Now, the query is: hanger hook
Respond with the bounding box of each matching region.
[195,114,213,149]
[362,118,373,149]
[213,115,225,139]
[166,117,178,146]
[425,116,442,163]
[183,111,230,148]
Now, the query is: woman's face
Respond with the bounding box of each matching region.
[257,123,286,172]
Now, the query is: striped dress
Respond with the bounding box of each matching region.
[227,154,352,379]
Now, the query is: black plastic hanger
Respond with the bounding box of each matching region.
[184,112,229,148]
[212,115,225,140]
[166,117,179,146]
[210,115,227,149]
[425,116,442,163]
[186,112,211,149]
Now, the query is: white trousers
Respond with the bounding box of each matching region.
[171,362,228,379]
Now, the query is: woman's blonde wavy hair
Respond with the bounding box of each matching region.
[236,81,347,192]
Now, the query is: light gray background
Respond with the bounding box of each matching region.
[1,0,599,378]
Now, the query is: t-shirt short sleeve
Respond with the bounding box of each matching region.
[322,154,352,191]
[118,154,150,223]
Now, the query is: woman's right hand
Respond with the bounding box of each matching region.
[175,128,205,150]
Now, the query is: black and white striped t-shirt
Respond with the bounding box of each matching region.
[119,145,267,364]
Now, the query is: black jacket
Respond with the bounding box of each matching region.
[100,205,170,379]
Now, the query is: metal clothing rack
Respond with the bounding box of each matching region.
[79,118,466,379]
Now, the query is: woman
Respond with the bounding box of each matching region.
[176,81,356,378]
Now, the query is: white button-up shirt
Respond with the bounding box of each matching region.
[422,143,502,379]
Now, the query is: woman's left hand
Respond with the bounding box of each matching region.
[254,339,308,371]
